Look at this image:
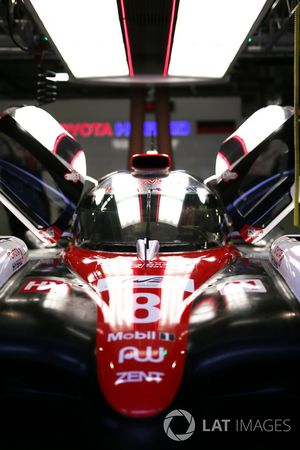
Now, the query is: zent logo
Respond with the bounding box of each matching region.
[115,371,165,384]
[118,346,166,364]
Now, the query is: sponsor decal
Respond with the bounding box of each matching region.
[137,181,200,193]
[98,276,194,293]
[159,332,175,342]
[142,178,162,185]
[20,279,71,293]
[186,186,199,192]
[132,185,200,194]
[44,228,55,238]
[39,226,62,243]
[61,120,191,139]
[102,182,198,194]
[131,260,196,269]
[64,171,81,183]
[118,346,166,364]
[218,279,267,295]
[6,247,26,272]
[107,331,175,342]
[221,169,238,182]
[108,331,156,342]
[12,259,23,271]
[115,371,165,384]
[247,228,259,237]
[62,122,113,137]
[7,247,24,260]
[98,259,195,270]
[101,185,114,192]
[133,261,167,269]
[271,245,284,268]
[240,225,264,243]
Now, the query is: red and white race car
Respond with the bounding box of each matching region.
[0,105,299,449]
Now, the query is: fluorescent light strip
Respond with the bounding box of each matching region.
[26,0,129,78]
[168,0,269,78]
[120,0,134,77]
[163,0,177,77]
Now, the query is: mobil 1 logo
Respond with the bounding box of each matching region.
[107,330,175,342]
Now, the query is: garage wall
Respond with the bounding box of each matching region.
[0,96,241,179]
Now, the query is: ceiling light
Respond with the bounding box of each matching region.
[168,0,271,78]
[24,0,129,78]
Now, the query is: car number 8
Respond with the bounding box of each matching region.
[132,292,161,323]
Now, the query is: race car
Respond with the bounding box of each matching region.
[0,105,299,449]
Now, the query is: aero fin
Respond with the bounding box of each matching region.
[136,239,160,264]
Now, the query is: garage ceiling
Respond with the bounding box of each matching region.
[0,0,298,113]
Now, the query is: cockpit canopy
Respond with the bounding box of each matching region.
[74,171,227,252]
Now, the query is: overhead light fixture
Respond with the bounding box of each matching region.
[24,0,130,78]
[168,0,271,78]
[163,0,177,77]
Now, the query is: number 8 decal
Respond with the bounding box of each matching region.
[132,292,161,323]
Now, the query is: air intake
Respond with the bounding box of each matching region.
[130,152,171,173]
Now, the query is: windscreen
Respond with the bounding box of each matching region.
[75,172,226,252]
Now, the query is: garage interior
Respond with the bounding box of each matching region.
[0,0,298,233]
[0,1,299,449]
[0,0,298,241]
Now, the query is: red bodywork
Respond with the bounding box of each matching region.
[64,244,239,417]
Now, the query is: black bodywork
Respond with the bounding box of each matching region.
[0,250,300,450]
